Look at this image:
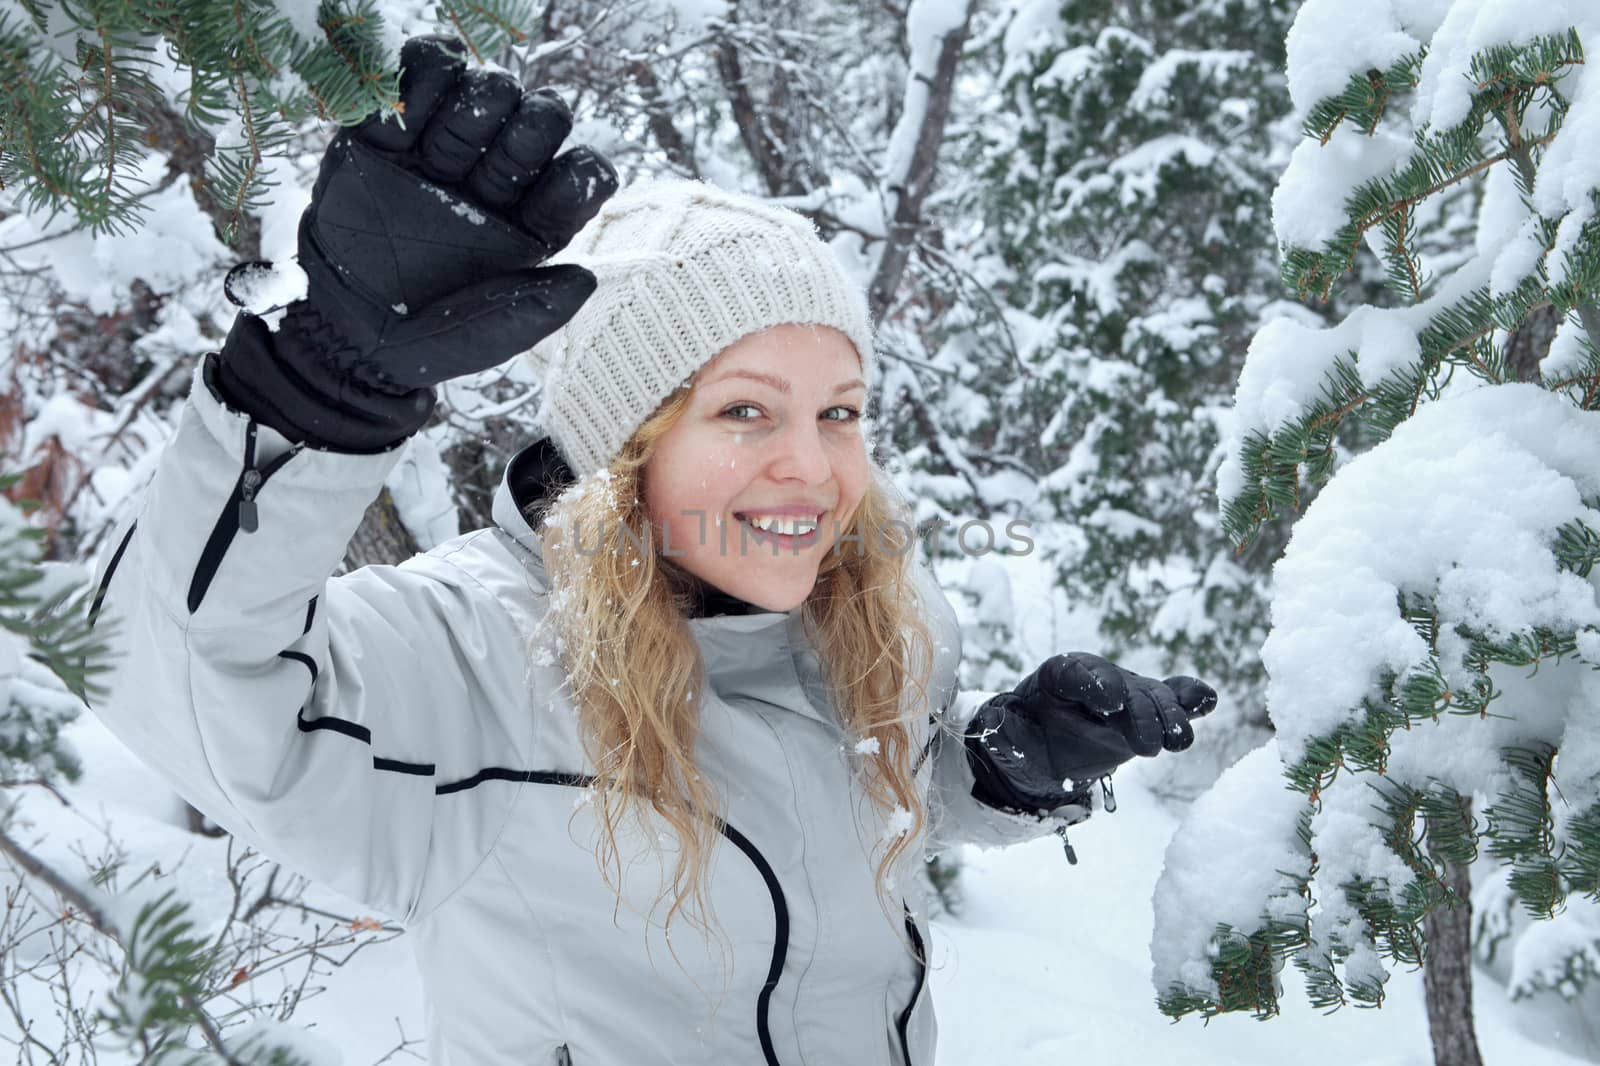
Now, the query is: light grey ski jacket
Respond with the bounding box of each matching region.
[87,362,1090,1066]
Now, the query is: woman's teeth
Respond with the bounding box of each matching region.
[740,514,819,536]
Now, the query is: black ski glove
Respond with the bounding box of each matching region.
[215,34,618,452]
[964,653,1217,815]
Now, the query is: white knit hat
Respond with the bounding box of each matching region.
[524,176,877,478]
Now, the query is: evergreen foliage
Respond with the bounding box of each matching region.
[0,0,536,242]
[1225,26,1593,546]
[0,473,101,786]
[1159,4,1600,1022]
[922,0,1301,722]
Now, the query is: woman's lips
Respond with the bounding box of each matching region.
[734,513,822,550]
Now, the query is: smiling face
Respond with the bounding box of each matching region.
[642,323,871,613]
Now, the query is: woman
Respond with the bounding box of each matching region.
[88,35,1215,1066]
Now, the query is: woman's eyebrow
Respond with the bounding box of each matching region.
[704,369,866,395]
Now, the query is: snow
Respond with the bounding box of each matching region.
[225,1018,343,1065]
[1083,503,1162,541]
[1035,241,1158,316]
[1551,638,1600,818]
[1283,0,1425,119]
[663,0,729,33]
[225,259,309,326]
[0,154,230,317]
[1533,48,1600,290]
[273,1,324,47]
[1271,124,1411,250]
[1489,215,1547,297]
[1151,741,1310,1000]
[1510,898,1600,1001]
[1032,46,1097,92]
[1262,384,1600,765]
[998,0,1067,85]
[10,0,1600,1060]
[384,432,459,550]
[427,183,487,225]
[1216,249,1494,505]
[1411,0,1594,131]
[1276,0,1600,300]
[1129,50,1254,111]
[1110,135,1219,198]
[942,753,1599,1065]
[884,0,971,186]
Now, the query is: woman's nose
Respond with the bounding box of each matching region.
[768,420,831,484]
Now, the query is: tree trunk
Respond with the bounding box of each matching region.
[130,95,262,259]
[1504,301,1559,383]
[342,487,423,571]
[1422,856,1485,1066]
[866,0,976,325]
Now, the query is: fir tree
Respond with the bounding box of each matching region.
[1154,6,1600,1065]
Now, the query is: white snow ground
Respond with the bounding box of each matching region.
[8,710,1597,1065]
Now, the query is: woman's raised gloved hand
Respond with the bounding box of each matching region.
[216,34,618,452]
[964,652,1217,815]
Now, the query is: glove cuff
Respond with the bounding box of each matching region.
[215,307,434,454]
[964,696,1095,816]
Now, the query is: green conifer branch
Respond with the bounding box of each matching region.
[0,1,538,237]
[1303,52,1425,144]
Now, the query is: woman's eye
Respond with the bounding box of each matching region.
[719,404,863,423]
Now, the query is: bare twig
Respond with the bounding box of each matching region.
[0,826,115,933]
[713,8,805,197]
[0,826,247,1064]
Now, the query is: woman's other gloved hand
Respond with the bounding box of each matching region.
[216,34,619,452]
[964,652,1217,815]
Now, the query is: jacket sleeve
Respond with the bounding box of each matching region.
[907,562,1095,856]
[86,358,538,926]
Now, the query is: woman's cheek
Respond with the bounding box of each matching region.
[692,446,743,493]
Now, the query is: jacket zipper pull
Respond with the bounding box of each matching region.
[1100,776,1117,813]
[239,420,262,533]
[239,467,262,533]
[1055,824,1078,865]
[554,1044,572,1065]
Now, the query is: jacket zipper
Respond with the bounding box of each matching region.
[528,773,789,1066]
[895,905,928,1066]
[187,420,301,612]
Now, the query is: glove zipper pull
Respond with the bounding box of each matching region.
[1054,824,1078,865]
[1100,776,1117,813]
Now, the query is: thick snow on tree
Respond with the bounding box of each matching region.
[1154,0,1600,1022]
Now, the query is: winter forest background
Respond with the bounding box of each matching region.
[4,0,1600,1063]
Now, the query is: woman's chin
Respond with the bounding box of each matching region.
[717,572,816,613]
